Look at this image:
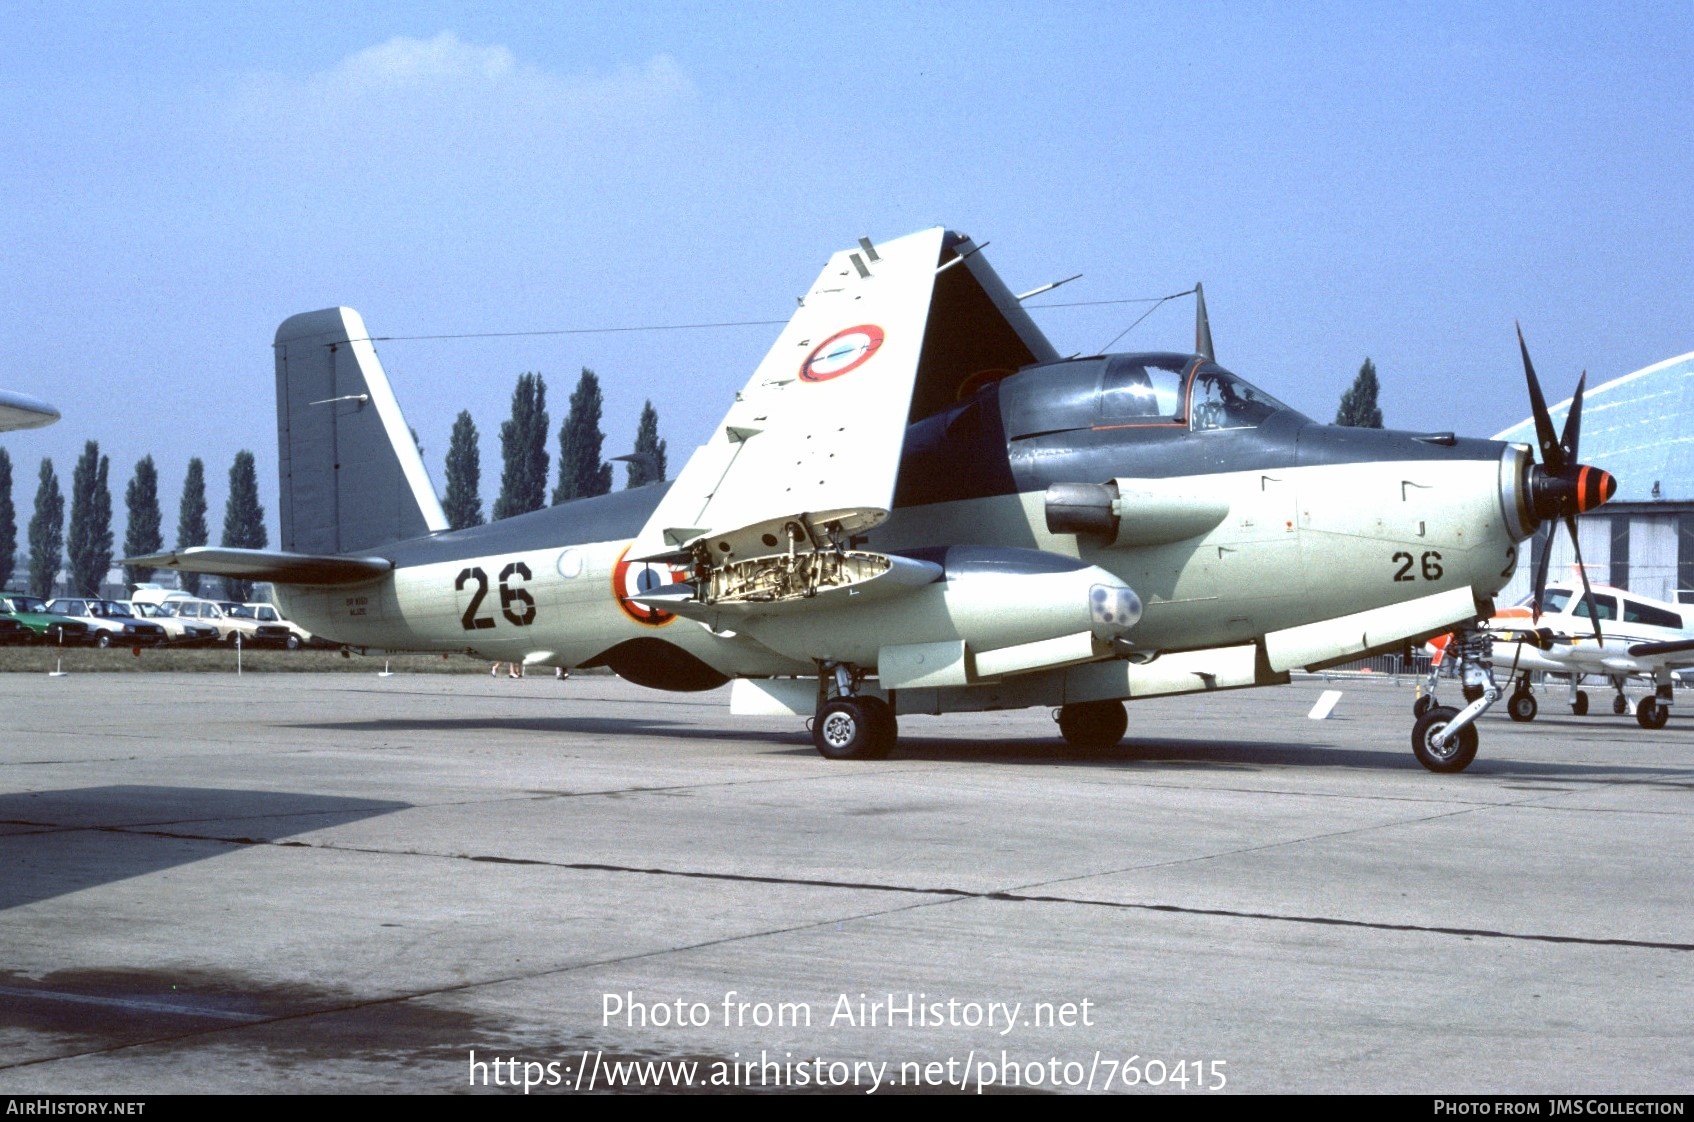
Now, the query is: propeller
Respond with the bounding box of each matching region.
[1517,324,1617,643]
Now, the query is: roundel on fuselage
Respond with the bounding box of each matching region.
[612,545,689,627]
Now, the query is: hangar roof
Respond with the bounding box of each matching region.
[1494,351,1694,504]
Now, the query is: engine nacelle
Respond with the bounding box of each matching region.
[715,546,1141,687]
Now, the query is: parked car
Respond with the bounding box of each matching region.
[238,602,315,650]
[45,598,170,647]
[164,598,293,647]
[128,601,220,645]
[1,594,100,645]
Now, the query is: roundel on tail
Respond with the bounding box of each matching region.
[800,325,885,383]
[612,546,690,627]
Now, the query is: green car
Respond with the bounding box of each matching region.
[0,594,97,646]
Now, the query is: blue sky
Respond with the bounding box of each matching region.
[2,2,1689,547]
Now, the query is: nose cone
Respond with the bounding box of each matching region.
[1531,462,1618,522]
[1576,466,1617,514]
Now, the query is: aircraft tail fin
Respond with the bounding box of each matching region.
[274,308,447,554]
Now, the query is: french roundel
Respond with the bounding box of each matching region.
[800,325,885,383]
[612,546,690,626]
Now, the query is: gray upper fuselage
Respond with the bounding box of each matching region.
[378,351,1507,565]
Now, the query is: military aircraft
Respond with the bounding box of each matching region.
[0,389,59,432]
[1423,583,1693,729]
[128,226,1617,772]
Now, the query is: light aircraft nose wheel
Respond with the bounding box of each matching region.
[1507,692,1538,723]
[1056,700,1128,751]
[812,697,884,760]
[1636,696,1670,730]
[1411,705,1479,773]
[1412,695,1435,719]
[1612,694,1629,716]
[1570,690,1589,717]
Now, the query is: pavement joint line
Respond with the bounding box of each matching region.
[20,821,1693,956]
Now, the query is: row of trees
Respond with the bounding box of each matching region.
[0,367,669,595]
[443,367,667,531]
[0,445,267,601]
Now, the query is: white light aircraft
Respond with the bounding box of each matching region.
[1424,584,1694,729]
[129,227,1619,772]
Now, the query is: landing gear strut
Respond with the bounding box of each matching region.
[810,662,896,760]
[1409,628,1497,773]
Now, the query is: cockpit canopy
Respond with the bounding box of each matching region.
[1002,353,1299,440]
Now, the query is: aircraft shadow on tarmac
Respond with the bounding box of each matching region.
[0,785,410,911]
[873,734,1694,782]
[283,716,1694,783]
[283,715,802,746]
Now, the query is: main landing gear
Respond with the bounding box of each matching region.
[810,662,896,760]
[1409,629,1498,773]
[1563,673,1674,728]
[1055,699,1128,751]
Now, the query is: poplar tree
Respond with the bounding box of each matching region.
[555,367,613,503]
[0,449,14,591]
[220,450,267,603]
[1336,358,1384,428]
[123,455,164,589]
[176,457,209,596]
[66,441,113,596]
[28,458,63,599]
[494,372,549,520]
[626,400,668,488]
[443,410,485,530]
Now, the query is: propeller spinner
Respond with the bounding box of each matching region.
[1517,325,1617,640]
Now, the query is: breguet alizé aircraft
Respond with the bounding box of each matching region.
[1424,583,1694,729]
[130,227,1618,773]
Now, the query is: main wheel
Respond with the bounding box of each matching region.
[1412,695,1435,718]
[855,695,898,759]
[1612,694,1629,715]
[1057,700,1128,751]
[1411,705,1479,773]
[1507,691,1538,722]
[1636,696,1670,730]
[95,633,113,649]
[1571,690,1589,716]
[813,698,881,760]
[285,633,302,651]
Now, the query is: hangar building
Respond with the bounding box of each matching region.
[1494,350,1694,607]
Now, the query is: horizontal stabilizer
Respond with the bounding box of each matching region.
[122,546,392,585]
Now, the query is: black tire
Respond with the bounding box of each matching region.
[95,632,113,649]
[1412,695,1435,718]
[1636,696,1669,730]
[224,631,241,646]
[285,634,302,651]
[1057,700,1128,751]
[1411,705,1479,773]
[1571,690,1589,716]
[1612,693,1629,715]
[856,695,897,759]
[813,698,880,760]
[1507,692,1538,722]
